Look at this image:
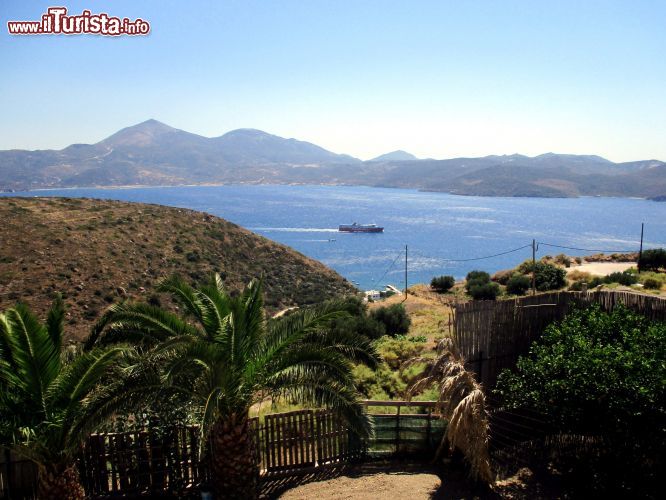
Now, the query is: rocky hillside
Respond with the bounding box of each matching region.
[0,198,356,341]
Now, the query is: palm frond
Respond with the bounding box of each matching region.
[45,294,64,355]
[86,302,199,349]
[158,275,205,322]
[3,304,61,414]
[258,302,349,369]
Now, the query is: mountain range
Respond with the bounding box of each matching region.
[1,119,664,199]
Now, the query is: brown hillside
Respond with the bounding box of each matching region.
[0,197,356,341]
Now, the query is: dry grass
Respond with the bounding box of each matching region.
[368,285,456,348]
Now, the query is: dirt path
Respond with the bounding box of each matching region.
[275,463,563,500]
[279,470,442,499]
[567,262,635,276]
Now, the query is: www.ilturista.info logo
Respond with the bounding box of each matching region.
[7,7,150,36]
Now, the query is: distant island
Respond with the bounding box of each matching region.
[1,119,664,199]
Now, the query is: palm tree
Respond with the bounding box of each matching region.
[0,297,132,499]
[86,274,378,499]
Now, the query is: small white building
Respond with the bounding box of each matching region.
[364,289,381,301]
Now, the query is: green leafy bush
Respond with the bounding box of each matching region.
[371,303,411,337]
[495,305,665,491]
[464,270,499,300]
[465,270,491,291]
[604,270,638,286]
[430,275,455,293]
[518,261,566,291]
[643,277,662,290]
[329,296,386,340]
[506,273,531,295]
[468,281,500,300]
[638,248,666,272]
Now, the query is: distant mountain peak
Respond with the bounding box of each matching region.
[370,150,418,162]
[126,119,178,133]
[98,119,193,148]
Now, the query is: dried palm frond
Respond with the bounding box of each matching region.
[407,337,493,484]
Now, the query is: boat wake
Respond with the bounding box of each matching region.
[249,227,338,233]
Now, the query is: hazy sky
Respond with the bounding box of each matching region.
[1,0,665,161]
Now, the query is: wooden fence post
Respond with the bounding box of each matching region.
[395,405,401,455]
[426,408,432,450]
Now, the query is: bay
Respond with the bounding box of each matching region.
[3,185,666,290]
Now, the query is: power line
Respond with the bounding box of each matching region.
[537,242,637,254]
[369,251,403,289]
[440,244,533,262]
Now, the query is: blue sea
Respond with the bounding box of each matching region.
[4,185,666,290]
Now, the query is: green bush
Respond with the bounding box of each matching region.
[375,336,425,370]
[589,276,606,288]
[638,248,666,272]
[506,273,531,295]
[465,270,491,291]
[496,305,666,431]
[468,281,500,300]
[430,275,455,293]
[329,296,386,340]
[371,303,411,336]
[643,278,662,290]
[495,305,665,492]
[604,270,638,286]
[518,261,567,291]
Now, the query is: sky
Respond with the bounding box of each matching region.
[1,0,665,162]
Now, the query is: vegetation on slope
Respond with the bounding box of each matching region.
[0,197,355,341]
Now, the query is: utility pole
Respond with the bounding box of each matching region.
[638,223,644,272]
[531,239,536,295]
[404,244,408,300]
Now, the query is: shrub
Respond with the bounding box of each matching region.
[495,305,665,493]
[431,275,455,293]
[491,269,514,285]
[329,297,386,340]
[506,273,531,295]
[639,248,666,272]
[567,270,592,283]
[371,303,411,336]
[375,336,425,370]
[605,270,638,286]
[643,278,662,290]
[553,253,572,267]
[518,261,567,291]
[588,276,606,288]
[468,281,500,300]
[466,270,491,288]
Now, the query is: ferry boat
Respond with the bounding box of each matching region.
[338,222,384,233]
